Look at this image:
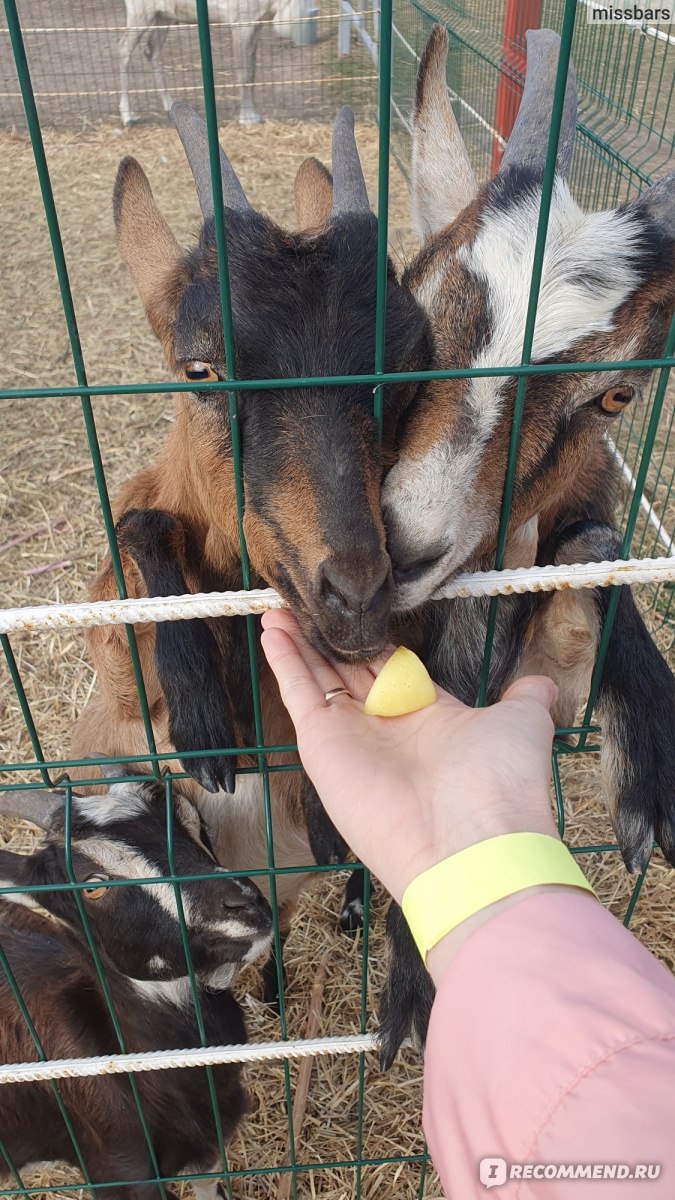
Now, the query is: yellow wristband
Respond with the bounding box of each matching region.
[401,832,596,961]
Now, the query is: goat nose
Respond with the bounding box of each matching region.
[319,557,391,619]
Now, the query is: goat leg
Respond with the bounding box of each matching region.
[302,779,350,864]
[339,867,367,937]
[116,509,238,795]
[231,21,264,124]
[119,24,147,125]
[261,926,289,1011]
[144,24,174,117]
[378,901,435,1071]
[538,521,675,872]
[301,780,366,935]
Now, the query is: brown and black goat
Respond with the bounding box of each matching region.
[0,773,272,1198]
[374,26,675,1067]
[70,104,430,988]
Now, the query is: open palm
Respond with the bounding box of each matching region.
[261,610,558,903]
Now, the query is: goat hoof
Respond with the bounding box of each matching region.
[239,112,264,125]
[339,895,364,937]
[184,756,236,797]
[120,113,141,127]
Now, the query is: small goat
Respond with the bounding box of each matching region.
[69,105,429,986]
[374,26,675,1067]
[0,772,272,1197]
[120,0,305,127]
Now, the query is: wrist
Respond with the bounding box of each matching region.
[402,831,595,978]
[393,789,558,901]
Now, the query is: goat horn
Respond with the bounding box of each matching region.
[331,106,371,216]
[499,29,577,180]
[170,101,251,217]
[0,789,65,829]
[626,170,675,236]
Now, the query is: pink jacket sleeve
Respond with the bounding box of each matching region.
[422,891,675,1198]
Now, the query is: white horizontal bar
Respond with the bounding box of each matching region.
[436,555,675,598]
[2,558,674,636]
[0,1034,378,1086]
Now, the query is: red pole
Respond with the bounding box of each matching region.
[491,0,543,174]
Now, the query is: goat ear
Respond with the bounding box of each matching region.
[0,848,30,887]
[411,25,477,238]
[623,169,675,240]
[113,157,183,359]
[0,789,63,829]
[294,157,333,231]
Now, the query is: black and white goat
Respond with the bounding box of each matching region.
[0,772,272,1197]
[376,26,675,1067]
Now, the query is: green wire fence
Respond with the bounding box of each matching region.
[1,0,674,1195]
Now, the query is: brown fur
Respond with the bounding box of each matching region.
[114,158,183,360]
[294,157,333,231]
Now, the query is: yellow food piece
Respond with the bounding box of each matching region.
[363,646,437,717]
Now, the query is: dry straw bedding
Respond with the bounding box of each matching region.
[1,120,674,1199]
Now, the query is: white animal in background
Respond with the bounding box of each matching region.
[120,0,309,126]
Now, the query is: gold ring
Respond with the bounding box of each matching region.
[324,687,352,703]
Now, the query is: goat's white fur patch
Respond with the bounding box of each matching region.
[244,929,274,964]
[387,180,645,610]
[191,1176,220,1200]
[80,836,186,921]
[196,773,313,910]
[0,886,41,911]
[129,975,194,1007]
[75,783,149,827]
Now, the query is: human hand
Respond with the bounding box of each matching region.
[260,609,559,906]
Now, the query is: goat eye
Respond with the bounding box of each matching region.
[83,873,109,900]
[597,386,635,415]
[184,361,218,383]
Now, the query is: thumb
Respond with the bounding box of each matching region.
[502,674,559,714]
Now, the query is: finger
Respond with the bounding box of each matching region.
[260,627,329,725]
[502,674,559,713]
[365,644,398,677]
[263,608,359,698]
[329,646,398,702]
[263,608,381,700]
[262,609,301,635]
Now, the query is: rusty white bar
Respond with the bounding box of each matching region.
[2,558,675,636]
[0,1034,378,1086]
[436,556,675,598]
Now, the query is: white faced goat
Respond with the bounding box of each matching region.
[376,26,675,1068]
